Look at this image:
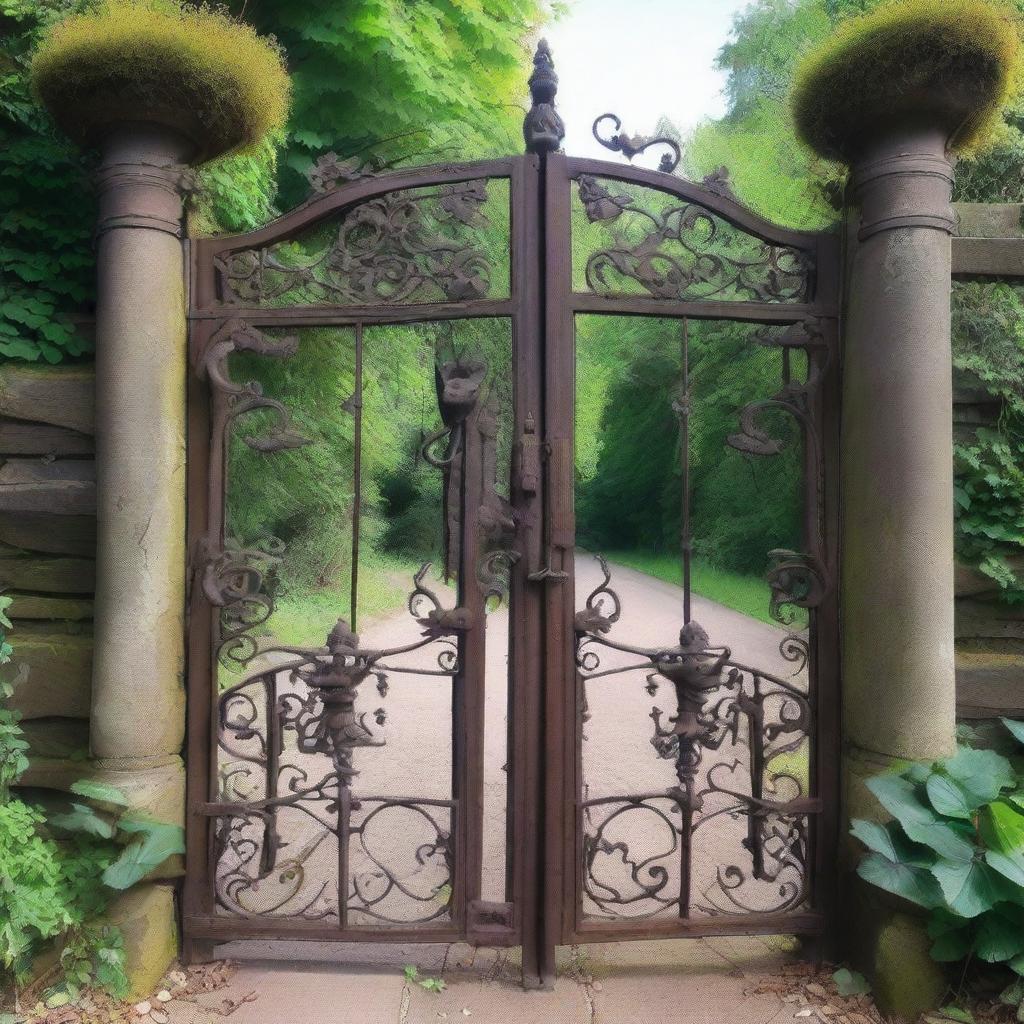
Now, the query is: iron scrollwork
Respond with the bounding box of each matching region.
[575,175,811,303]
[212,562,468,922]
[215,179,494,307]
[726,317,833,624]
[592,113,681,174]
[574,557,812,919]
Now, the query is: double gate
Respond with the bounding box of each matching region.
[183,42,841,984]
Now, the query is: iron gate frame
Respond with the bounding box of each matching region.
[181,42,842,986]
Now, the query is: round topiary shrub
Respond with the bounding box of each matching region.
[31,0,289,162]
[791,0,1022,163]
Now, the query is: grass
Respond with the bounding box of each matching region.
[600,549,807,629]
[216,550,421,689]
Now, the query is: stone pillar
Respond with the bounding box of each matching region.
[89,122,192,995]
[90,122,190,762]
[840,122,957,1017]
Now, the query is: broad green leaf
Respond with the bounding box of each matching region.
[980,802,1024,855]
[931,859,1012,918]
[930,924,974,962]
[1011,951,1024,976]
[944,748,1015,805]
[976,907,1024,962]
[857,852,944,910]
[832,968,871,996]
[47,802,116,839]
[927,774,974,819]
[1002,719,1024,747]
[102,818,184,889]
[986,849,1024,888]
[938,1006,975,1024]
[850,819,934,867]
[70,779,130,807]
[999,978,1024,1006]
[866,775,975,861]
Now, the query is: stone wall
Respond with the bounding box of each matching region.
[1,362,96,769]
[951,202,1024,728]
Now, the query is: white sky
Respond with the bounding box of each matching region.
[544,0,752,160]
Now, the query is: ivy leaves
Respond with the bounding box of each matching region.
[853,723,1024,972]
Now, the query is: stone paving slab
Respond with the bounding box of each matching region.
[163,937,807,1024]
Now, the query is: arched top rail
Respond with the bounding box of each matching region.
[563,156,824,252]
[189,156,526,315]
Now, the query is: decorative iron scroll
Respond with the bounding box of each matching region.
[215,179,496,307]
[592,113,681,174]
[726,318,832,624]
[212,563,468,922]
[575,175,811,303]
[575,557,811,919]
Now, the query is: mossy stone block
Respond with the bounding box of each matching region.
[873,913,948,1022]
[103,884,178,998]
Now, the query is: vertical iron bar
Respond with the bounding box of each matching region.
[337,786,351,928]
[350,323,364,631]
[680,318,692,625]
[678,800,693,918]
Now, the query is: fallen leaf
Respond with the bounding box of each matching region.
[134,1002,152,1016]
[797,1011,814,1018]
[149,1011,169,1024]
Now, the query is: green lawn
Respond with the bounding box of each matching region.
[599,549,807,629]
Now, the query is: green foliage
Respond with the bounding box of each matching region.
[688,0,1024,600]
[0,0,96,363]
[0,599,179,992]
[852,722,1024,982]
[31,0,290,160]
[230,0,551,207]
[402,964,447,993]
[574,316,803,608]
[791,0,1023,162]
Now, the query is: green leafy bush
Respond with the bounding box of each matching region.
[852,720,1024,991]
[0,597,182,993]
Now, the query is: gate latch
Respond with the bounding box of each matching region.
[518,412,540,495]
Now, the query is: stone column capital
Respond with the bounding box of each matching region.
[849,127,956,241]
[94,123,198,240]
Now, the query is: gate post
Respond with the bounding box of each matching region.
[791,7,1019,1018]
[31,3,289,991]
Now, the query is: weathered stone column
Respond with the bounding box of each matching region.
[91,122,190,762]
[839,123,957,1016]
[789,5,1020,1018]
[842,124,958,766]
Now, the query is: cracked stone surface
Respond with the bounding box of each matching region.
[166,938,817,1024]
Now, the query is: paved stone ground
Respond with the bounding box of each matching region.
[167,936,815,1024]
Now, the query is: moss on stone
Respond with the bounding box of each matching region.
[31,0,289,162]
[791,0,1022,162]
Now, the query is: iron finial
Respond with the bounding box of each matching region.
[524,38,565,155]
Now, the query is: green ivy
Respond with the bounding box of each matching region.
[852,720,1024,1000]
[0,0,97,364]
[0,596,183,994]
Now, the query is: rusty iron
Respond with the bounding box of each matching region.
[592,112,682,173]
[183,39,842,981]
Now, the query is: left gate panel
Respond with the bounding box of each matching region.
[182,158,537,948]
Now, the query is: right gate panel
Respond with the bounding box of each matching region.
[542,154,841,944]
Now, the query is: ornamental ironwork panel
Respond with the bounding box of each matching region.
[572,175,813,303]
[185,37,841,973]
[215,178,511,308]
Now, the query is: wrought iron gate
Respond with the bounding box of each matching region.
[183,41,841,984]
